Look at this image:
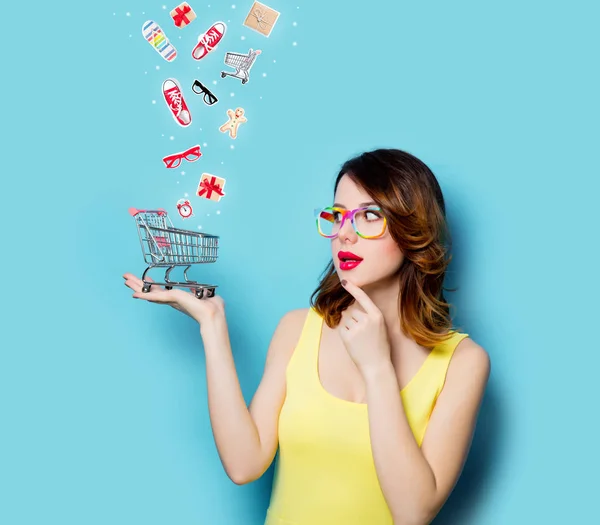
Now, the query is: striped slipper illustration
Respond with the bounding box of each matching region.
[142,20,177,62]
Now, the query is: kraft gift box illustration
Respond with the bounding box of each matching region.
[243,1,280,37]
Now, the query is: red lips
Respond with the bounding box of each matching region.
[338,251,363,261]
[338,251,363,271]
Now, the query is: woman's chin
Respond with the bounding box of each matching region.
[336,267,366,285]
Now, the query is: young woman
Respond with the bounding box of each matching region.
[123,148,490,525]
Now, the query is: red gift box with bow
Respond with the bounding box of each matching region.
[197,173,226,202]
[170,2,197,28]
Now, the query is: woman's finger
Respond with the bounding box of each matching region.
[123,273,156,284]
[124,274,198,310]
[132,289,174,304]
[341,308,364,332]
[124,274,164,294]
[123,273,145,284]
[124,277,145,294]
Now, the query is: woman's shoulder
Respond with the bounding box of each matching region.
[283,307,311,319]
[448,335,491,380]
[265,309,311,366]
[275,308,311,334]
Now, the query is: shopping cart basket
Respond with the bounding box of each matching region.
[129,208,219,299]
[220,48,262,84]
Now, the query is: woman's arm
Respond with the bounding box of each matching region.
[365,339,490,525]
[123,273,306,485]
[335,280,490,525]
[200,308,306,485]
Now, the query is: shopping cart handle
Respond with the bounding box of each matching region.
[129,207,168,217]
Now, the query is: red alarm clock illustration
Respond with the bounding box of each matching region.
[176,199,194,219]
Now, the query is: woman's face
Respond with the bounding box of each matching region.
[330,174,404,288]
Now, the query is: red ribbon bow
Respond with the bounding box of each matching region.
[198,176,225,200]
[173,5,192,27]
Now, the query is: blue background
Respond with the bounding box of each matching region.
[2,0,599,523]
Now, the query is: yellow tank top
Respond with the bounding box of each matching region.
[265,307,469,525]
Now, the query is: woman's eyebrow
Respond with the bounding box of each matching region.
[333,201,377,208]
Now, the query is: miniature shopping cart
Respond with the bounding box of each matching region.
[129,208,219,299]
[220,48,262,84]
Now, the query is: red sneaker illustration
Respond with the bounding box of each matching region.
[162,78,191,127]
[192,22,226,60]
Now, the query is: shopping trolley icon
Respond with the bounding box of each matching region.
[220,48,262,84]
[129,208,220,299]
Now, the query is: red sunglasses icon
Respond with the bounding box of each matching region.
[162,144,202,169]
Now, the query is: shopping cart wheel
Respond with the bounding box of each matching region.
[220,72,226,78]
[142,284,152,293]
[194,288,205,299]
[165,286,173,290]
[242,79,248,85]
[206,288,215,298]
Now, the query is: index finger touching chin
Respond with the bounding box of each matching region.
[341,280,376,314]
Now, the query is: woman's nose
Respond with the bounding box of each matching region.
[338,213,358,242]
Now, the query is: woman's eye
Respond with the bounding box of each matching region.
[366,211,382,220]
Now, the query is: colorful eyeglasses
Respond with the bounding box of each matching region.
[314,206,387,239]
[192,80,218,106]
[162,145,202,169]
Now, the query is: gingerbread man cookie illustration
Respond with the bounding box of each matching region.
[219,107,247,139]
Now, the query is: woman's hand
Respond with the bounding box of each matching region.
[338,279,392,376]
[123,273,225,325]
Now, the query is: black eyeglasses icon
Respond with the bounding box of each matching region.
[192,80,218,106]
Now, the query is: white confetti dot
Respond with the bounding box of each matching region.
[213,80,217,85]
[142,12,145,15]
[170,136,175,140]
[126,12,131,16]
[181,171,186,175]
[230,92,235,97]
[273,59,276,63]
[232,4,236,8]
[177,181,180,184]
[199,128,203,131]
[129,35,132,38]
[260,96,263,99]
[162,134,165,137]
[144,71,148,74]
[221,161,224,164]
[203,142,208,147]
[162,5,166,9]
[241,35,246,40]
[198,225,203,229]
[230,145,235,149]
[179,36,182,39]
[293,42,298,46]
[113,13,116,16]
[293,22,297,26]
[262,73,267,77]
[184,192,189,197]
[216,210,221,214]
[207,213,210,216]
[152,100,156,104]
[156,65,160,70]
